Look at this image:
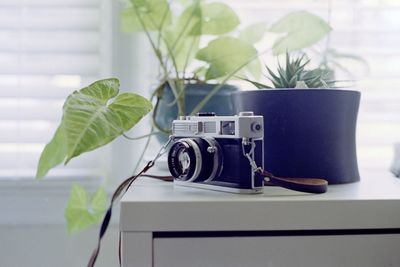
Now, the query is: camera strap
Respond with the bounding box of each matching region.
[258,170,328,194]
[87,138,173,267]
[242,139,328,194]
[88,137,327,267]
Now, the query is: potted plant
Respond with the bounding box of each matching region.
[232,52,361,184]
[35,0,265,233]
[121,0,264,139]
[35,6,338,232]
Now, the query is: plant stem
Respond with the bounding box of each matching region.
[131,2,169,75]
[182,36,199,76]
[190,51,268,115]
[189,83,224,116]
[165,0,201,71]
[155,1,173,51]
[132,126,154,175]
[123,131,160,140]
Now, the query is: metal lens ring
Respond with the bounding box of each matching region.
[168,138,202,182]
[168,138,220,182]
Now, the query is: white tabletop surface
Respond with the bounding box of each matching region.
[120,170,400,232]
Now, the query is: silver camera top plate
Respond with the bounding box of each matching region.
[172,112,263,139]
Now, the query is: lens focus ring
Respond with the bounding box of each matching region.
[168,139,202,182]
[168,138,222,183]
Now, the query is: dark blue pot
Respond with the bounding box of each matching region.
[232,89,361,184]
[155,83,238,142]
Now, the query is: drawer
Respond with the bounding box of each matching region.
[154,234,400,267]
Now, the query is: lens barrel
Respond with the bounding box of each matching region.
[168,138,222,182]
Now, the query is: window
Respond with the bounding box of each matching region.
[2,0,399,180]
[0,0,111,179]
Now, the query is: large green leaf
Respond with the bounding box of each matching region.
[196,37,257,80]
[173,2,239,36]
[269,11,331,55]
[175,2,203,36]
[63,78,152,163]
[65,184,107,234]
[36,78,152,177]
[238,23,267,44]
[36,124,67,179]
[162,2,202,71]
[121,0,172,32]
[237,58,262,80]
[200,2,240,35]
[165,34,200,72]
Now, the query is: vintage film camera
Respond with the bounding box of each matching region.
[167,112,264,194]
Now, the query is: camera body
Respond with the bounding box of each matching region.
[168,112,264,194]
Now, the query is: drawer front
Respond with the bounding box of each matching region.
[154,234,400,267]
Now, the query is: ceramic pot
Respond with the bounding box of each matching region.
[232,89,361,184]
[155,83,238,142]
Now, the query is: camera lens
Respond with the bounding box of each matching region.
[168,138,223,182]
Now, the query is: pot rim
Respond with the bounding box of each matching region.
[233,88,360,94]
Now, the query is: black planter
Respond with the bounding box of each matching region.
[155,83,238,142]
[232,89,361,184]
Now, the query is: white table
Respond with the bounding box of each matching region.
[120,171,400,267]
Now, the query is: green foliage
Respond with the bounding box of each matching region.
[121,0,256,82]
[65,184,107,234]
[239,23,267,44]
[199,3,240,35]
[121,0,172,32]
[196,36,258,80]
[162,2,202,72]
[245,52,336,89]
[36,125,67,179]
[269,11,332,55]
[36,78,152,178]
[36,2,337,235]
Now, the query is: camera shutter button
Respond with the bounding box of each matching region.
[239,111,254,116]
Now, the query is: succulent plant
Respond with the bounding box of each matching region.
[245,52,336,89]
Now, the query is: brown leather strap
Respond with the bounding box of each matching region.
[87,160,156,267]
[259,170,328,194]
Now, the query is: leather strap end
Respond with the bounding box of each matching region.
[262,172,328,194]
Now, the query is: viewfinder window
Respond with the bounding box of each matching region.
[221,121,235,135]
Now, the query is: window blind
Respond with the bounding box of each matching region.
[0,0,110,179]
[224,0,400,172]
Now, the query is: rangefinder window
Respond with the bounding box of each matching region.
[221,121,235,135]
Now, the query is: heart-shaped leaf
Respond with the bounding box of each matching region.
[238,22,267,44]
[121,0,172,32]
[63,78,152,163]
[36,78,152,178]
[269,11,331,55]
[36,124,67,179]
[196,37,257,80]
[65,184,107,234]
[174,2,239,36]
[163,2,202,71]
[175,2,203,35]
[200,2,240,35]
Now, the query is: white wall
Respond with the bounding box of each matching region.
[0,1,153,267]
[0,179,121,267]
[0,226,119,267]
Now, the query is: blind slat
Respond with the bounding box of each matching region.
[0,53,99,74]
[0,7,99,30]
[0,75,99,99]
[0,31,99,53]
[0,1,108,179]
[0,0,98,6]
